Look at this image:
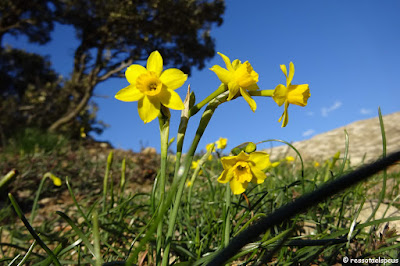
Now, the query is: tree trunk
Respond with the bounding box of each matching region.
[47,87,93,132]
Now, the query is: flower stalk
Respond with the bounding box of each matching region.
[223,183,232,248]
[161,91,229,266]
[156,109,170,264]
[249,89,274,97]
[188,83,226,117]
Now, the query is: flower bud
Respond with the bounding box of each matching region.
[244,142,257,153]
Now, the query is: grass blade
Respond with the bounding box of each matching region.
[8,193,61,266]
[16,240,36,266]
[56,211,96,258]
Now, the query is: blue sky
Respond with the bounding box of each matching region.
[4,0,400,153]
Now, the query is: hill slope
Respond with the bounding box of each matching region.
[266,111,400,165]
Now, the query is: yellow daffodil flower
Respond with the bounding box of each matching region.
[285,156,295,162]
[215,137,228,150]
[271,161,281,168]
[206,143,216,153]
[210,52,259,112]
[80,127,86,138]
[218,151,271,195]
[49,173,62,186]
[272,62,310,127]
[191,159,203,175]
[115,51,187,123]
[314,161,320,167]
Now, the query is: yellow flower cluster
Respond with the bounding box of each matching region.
[115,51,310,128]
[114,51,311,195]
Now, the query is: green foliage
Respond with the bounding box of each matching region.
[5,127,69,154]
[0,0,56,45]
[0,47,106,142]
[2,146,399,265]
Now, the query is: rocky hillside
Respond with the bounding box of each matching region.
[266,111,400,165]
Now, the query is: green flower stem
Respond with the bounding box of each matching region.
[223,184,232,248]
[0,169,18,192]
[30,175,47,224]
[30,172,55,224]
[119,158,126,203]
[175,109,190,179]
[156,111,170,264]
[161,91,229,266]
[188,83,226,117]
[187,145,214,214]
[249,89,274,97]
[102,151,113,213]
[92,210,103,266]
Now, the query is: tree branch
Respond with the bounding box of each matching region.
[98,59,133,82]
[48,85,93,132]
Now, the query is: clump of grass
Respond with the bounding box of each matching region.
[2,136,399,265]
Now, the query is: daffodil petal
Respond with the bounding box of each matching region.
[230,177,247,195]
[126,65,147,85]
[287,62,295,86]
[218,169,232,183]
[245,83,260,91]
[138,96,160,123]
[221,155,239,170]
[278,101,289,127]
[232,59,241,70]
[159,89,184,110]
[280,64,287,77]
[227,82,240,101]
[218,52,234,72]
[240,88,257,112]
[272,84,287,106]
[146,51,163,77]
[159,68,188,90]
[216,137,227,149]
[115,85,144,102]
[250,166,267,184]
[287,84,310,107]
[236,151,250,161]
[210,65,232,84]
[249,152,271,170]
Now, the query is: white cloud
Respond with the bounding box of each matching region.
[307,111,314,116]
[302,129,315,137]
[360,108,372,115]
[321,101,342,117]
